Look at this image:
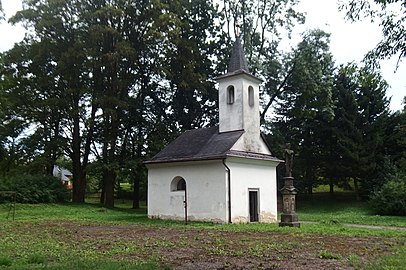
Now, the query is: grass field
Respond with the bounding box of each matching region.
[297,192,406,227]
[0,193,405,269]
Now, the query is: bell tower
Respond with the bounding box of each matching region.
[216,36,262,151]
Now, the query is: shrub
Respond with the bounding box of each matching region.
[0,174,70,203]
[369,177,406,216]
[363,156,398,196]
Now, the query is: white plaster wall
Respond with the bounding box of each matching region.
[231,134,272,155]
[217,73,265,153]
[147,160,228,223]
[218,76,245,132]
[242,79,261,151]
[226,157,279,223]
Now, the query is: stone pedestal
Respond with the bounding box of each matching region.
[279,177,300,227]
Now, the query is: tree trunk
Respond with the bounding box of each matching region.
[306,168,313,195]
[46,160,55,176]
[71,161,85,203]
[132,174,140,209]
[354,178,361,201]
[100,174,105,204]
[329,179,334,195]
[103,169,116,208]
[72,172,86,203]
[308,182,313,195]
[71,101,86,203]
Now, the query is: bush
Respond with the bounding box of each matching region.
[369,177,406,216]
[0,174,70,203]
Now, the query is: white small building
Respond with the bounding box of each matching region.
[53,165,73,189]
[145,37,281,223]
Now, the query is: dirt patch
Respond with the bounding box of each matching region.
[43,222,402,269]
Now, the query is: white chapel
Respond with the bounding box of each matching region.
[145,36,281,223]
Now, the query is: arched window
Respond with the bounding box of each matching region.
[227,85,235,104]
[248,86,254,107]
[171,176,186,191]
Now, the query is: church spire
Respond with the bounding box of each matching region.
[227,29,249,73]
[216,30,262,140]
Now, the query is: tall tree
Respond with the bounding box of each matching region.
[355,66,390,195]
[121,0,225,207]
[164,0,222,131]
[272,29,335,194]
[79,0,177,207]
[327,64,363,195]
[328,63,390,198]
[0,54,27,176]
[8,0,98,202]
[1,36,66,176]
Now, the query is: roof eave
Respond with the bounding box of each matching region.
[145,152,283,165]
[143,155,227,165]
[215,69,262,83]
[226,150,283,163]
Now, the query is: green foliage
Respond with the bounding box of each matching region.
[340,0,405,65]
[322,63,391,197]
[0,175,69,204]
[366,156,399,196]
[369,177,406,216]
[2,0,234,207]
[0,0,404,214]
[272,29,335,193]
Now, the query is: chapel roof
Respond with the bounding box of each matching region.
[145,126,242,164]
[145,126,280,164]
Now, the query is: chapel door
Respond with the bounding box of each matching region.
[249,190,259,222]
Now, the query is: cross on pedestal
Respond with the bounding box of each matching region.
[279,144,300,227]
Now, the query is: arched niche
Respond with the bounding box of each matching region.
[248,86,254,107]
[227,85,235,104]
[171,176,186,191]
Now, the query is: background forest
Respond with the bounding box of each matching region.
[0,0,405,214]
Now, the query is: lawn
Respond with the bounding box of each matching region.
[0,193,405,270]
[297,192,406,227]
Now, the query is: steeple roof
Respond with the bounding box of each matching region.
[227,36,249,73]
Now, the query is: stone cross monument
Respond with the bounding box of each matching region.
[279,143,300,227]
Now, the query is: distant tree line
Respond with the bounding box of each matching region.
[0,0,404,212]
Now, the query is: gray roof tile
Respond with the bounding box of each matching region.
[145,127,244,164]
[227,37,249,73]
[145,126,281,164]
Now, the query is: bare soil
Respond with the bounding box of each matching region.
[49,222,402,270]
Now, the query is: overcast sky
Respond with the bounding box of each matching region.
[1,0,404,111]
